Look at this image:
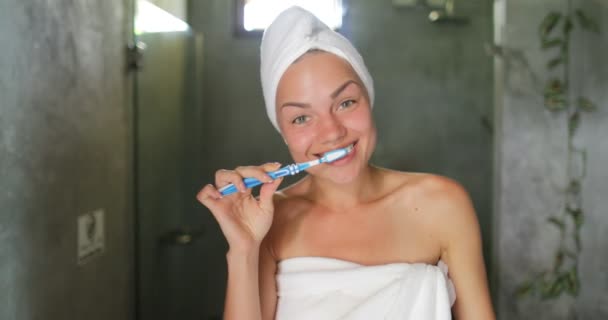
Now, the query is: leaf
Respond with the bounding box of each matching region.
[540,280,553,298]
[563,17,574,35]
[568,180,581,194]
[544,80,567,111]
[554,251,564,269]
[516,281,535,297]
[547,57,564,69]
[578,96,597,112]
[559,274,569,292]
[542,38,564,49]
[553,280,564,298]
[539,12,563,38]
[545,79,565,95]
[567,206,582,215]
[548,216,565,231]
[560,41,569,55]
[568,267,581,296]
[544,95,567,112]
[569,112,580,136]
[575,9,600,33]
[541,279,564,299]
[569,209,584,229]
[563,249,577,259]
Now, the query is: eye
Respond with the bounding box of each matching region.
[292,115,310,125]
[338,99,356,110]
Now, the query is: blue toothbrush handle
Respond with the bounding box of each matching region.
[219,164,302,196]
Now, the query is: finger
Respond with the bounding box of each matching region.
[196,184,237,228]
[261,162,282,173]
[258,177,283,213]
[235,165,274,186]
[196,184,223,210]
[215,169,247,193]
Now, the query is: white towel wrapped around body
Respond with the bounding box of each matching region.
[275,257,456,320]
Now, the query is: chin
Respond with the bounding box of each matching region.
[323,162,365,184]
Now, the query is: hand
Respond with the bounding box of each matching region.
[196,163,283,251]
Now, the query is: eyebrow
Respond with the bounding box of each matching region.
[280,80,359,110]
[330,80,358,99]
[280,101,311,109]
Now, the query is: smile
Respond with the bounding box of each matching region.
[313,141,358,159]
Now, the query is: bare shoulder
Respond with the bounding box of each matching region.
[385,170,479,238]
[378,169,470,204]
[412,173,473,208]
[409,174,480,251]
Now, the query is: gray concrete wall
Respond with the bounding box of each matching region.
[188,1,493,318]
[0,1,133,319]
[494,0,608,318]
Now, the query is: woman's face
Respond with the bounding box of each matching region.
[276,51,376,184]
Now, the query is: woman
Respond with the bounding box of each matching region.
[197,6,495,320]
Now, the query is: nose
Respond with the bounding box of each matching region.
[318,113,346,145]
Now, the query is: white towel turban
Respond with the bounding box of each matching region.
[260,6,375,132]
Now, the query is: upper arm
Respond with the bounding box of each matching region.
[433,178,495,320]
[259,240,278,320]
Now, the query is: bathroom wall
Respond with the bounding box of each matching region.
[0,1,133,319]
[188,0,493,317]
[494,0,608,318]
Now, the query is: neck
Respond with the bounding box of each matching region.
[307,165,380,210]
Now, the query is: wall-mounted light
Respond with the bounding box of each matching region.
[427,0,469,24]
[392,0,469,25]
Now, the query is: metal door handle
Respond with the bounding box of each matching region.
[126,41,146,72]
[158,226,204,246]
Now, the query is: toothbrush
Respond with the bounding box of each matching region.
[218,144,354,196]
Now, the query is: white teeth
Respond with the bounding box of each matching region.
[315,143,355,159]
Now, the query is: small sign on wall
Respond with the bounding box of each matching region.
[77,209,105,265]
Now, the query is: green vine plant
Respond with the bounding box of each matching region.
[517,3,600,301]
